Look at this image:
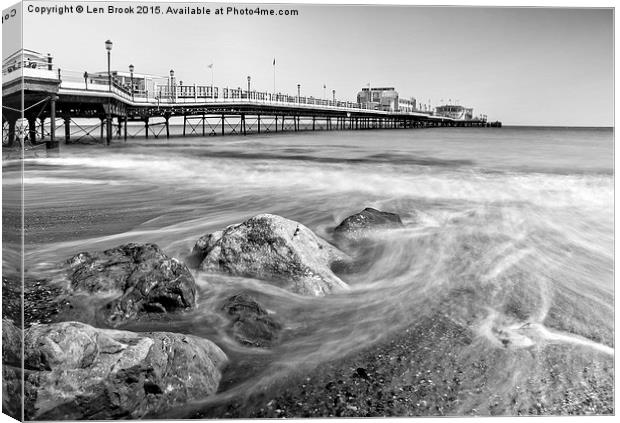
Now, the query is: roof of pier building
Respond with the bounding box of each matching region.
[3,49,48,63]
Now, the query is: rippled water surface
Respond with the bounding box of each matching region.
[3,126,614,416]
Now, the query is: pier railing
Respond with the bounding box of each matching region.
[52,69,382,112]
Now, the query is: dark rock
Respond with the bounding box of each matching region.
[66,243,196,325]
[356,367,370,380]
[222,293,282,347]
[2,319,23,420]
[23,321,227,420]
[334,208,404,241]
[191,214,350,296]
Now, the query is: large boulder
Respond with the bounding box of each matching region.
[23,321,227,420]
[334,208,404,241]
[2,319,22,420]
[222,293,282,347]
[66,243,196,325]
[190,214,349,296]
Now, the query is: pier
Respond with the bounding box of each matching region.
[2,50,501,150]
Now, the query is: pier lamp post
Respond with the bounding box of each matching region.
[332,89,336,103]
[170,69,175,102]
[129,64,134,101]
[247,76,251,99]
[104,39,113,146]
[105,40,113,92]
[297,84,301,102]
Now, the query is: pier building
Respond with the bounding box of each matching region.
[435,105,474,121]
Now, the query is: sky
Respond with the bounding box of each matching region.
[2,0,615,126]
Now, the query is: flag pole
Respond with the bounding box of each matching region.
[273,58,276,95]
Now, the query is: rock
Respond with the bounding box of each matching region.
[23,321,227,420]
[2,365,22,420]
[2,319,23,420]
[334,208,404,240]
[222,293,282,347]
[66,243,196,325]
[2,319,21,366]
[191,214,349,296]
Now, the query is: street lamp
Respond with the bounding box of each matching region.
[297,83,301,102]
[247,76,251,99]
[104,39,113,146]
[105,40,113,92]
[129,64,134,100]
[332,89,336,103]
[170,69,175,101]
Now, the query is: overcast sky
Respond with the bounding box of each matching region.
[5,1,615,126]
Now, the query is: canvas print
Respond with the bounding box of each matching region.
[1,1,614,420]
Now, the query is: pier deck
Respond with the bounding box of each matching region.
[2,64,501,149]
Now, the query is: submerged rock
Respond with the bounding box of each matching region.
[66,243,196,325]
[334,208,404,241]
[23,321,227,420]
[191,214,349,296]
[2,319,23,420]
[222,293,282,347]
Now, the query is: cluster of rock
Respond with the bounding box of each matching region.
[2,207,404,420]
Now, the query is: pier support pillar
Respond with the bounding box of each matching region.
[221,114,225,136]
[258,115,261,134]
[165,114,170,139]
[117,117,122,139]
[64,115,71,143]
[40,117,46,140]
[144,117,149,139]
[46,95,58,151]
[202,113,206,136]
[100,117,105,142]
[242,114,246,135]
[124,116,128,141]
[312,116,315,131]
[27,116,37,144]
[106,114,112,146]
[7,119,16,147]
[275,115,278,133]
[183,114,187,137]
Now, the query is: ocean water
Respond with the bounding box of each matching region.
[3,126,614,416]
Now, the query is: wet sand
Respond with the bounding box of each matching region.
[190,311,613,418]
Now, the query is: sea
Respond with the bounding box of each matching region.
[1,125,614,416]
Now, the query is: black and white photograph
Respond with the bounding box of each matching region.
[1,0,615,420]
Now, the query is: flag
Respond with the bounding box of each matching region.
[207,63,213,69]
